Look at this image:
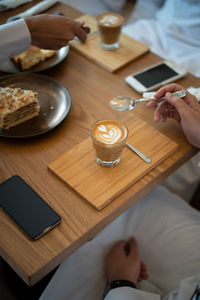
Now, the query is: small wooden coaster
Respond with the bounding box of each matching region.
[70,14,149,72]
[48,116,178,210]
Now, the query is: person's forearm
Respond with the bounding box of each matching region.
[0,19,31,60]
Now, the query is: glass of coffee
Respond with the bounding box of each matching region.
[96,12,124,50]
[90,120,128,167]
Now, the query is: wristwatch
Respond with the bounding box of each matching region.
[103,280,136,298]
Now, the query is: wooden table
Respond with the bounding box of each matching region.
[0,2,199,286]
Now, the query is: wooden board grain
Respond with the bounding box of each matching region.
[48,116,178,210]
[70,14,149,72]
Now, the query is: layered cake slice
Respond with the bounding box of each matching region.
[13,46,56,71]
[0,87,40,129]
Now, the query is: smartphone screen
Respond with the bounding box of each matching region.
[134,63,178,88]
[0,175,61,240]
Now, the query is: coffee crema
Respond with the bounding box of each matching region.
[91,120,127,144]
[99,15,121,26]
[97,12,123,27]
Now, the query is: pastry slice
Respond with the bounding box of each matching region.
[0,87,40,129]
[12,46,56,71]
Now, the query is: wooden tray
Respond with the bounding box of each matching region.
[70,14,149,72]
[48,116,178,210]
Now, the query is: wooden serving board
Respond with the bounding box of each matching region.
[48,116,178,210]
[70,14,149,72]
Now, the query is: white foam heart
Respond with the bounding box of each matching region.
[109,130,113,137]
[96,124,122,144]
[98,125,107,132]
[102,134,111,138]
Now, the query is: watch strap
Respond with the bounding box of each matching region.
[103,280,136,298]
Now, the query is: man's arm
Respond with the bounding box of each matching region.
[104,237,158,299]
[104,236,199,300]
[25,14,88,50]
[0,14,88,61]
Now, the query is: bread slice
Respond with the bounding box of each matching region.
[13,46,56,71]
[0,87,40,129]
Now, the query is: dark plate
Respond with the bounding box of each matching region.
[0,46,69,73]
[0,73,71,138]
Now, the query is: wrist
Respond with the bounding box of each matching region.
[25,17,38,46]
[103,279,136,298]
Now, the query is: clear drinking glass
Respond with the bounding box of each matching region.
[97,12,124,50]
[90,120,128,167]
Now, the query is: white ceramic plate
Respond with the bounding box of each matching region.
[0,46,69,73]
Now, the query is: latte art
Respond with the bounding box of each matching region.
[99,15,120,26]
[92,120,127,145]
[97,124,122,144]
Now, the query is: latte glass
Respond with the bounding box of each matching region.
[97,12,124,50]
[90,120,128,167]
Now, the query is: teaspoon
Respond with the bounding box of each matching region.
[110,90,187,111]
[126,142,152,163]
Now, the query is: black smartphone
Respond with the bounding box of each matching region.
[0,175,61,240]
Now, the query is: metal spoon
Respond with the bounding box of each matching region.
[110,90,187,111]
[126,142,152,163]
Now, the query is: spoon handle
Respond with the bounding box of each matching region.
[126,142,152,163]
[139,89,186,103]
[158,89,187,101]
[171,89,187,98]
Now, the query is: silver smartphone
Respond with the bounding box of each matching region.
[125,60,187,93]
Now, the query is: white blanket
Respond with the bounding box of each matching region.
[123,0,200,78]
[40,185,200,300]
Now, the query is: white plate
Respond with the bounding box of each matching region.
[0,46,69,73]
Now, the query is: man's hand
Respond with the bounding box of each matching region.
[26,14,88,50]
[105,237,148,285]
[147,83,200,148]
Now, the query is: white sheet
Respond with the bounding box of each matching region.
[123,0,200,78]
[40,186,200,300]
